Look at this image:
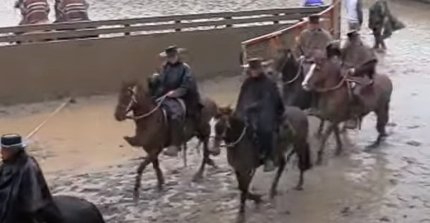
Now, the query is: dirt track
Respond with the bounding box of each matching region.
[1,0,430,222]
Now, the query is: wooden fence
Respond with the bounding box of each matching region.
[0,6,328,44]
[241,0,341,61]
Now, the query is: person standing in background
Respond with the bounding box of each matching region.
[344,0,363,31]
[304,0,324,7]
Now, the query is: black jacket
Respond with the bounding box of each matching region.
[235,73,285,131]
[154,61,201,114]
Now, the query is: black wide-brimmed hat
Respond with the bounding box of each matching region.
[1,134,26,149]
[241,57,264,69]
[159,45,187,57]
[308,14,321,24]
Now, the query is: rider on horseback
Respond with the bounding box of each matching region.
[236,58,285,172]
[296,14,333,115]
[296,14,333,59]
[0,134,63,223]
[151,46,202,157]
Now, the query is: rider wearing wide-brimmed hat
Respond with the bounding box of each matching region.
[150,46,202,157]
[235,58,285,172]
[0,134,63,223]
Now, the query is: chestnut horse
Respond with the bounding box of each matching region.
[302,53,392,164]
[114,80,218,201]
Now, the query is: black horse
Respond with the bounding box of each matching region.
[275,48,326,135]
[54,195,105,223]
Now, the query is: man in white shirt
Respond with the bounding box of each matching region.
[344,0,363,31]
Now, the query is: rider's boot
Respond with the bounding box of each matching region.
[164,119,183,157]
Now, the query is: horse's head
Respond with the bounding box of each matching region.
[114,79,149,121]
[213,106,234,150]
[301,50,332,91]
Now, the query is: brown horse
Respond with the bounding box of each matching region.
[213,106,312,215]
[114,80,218,201]
[302,54,392,164]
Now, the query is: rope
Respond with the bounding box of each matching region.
[221,125,248,148]
[26,97,73,139]
[283,57,304,85]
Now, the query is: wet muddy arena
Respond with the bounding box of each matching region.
[1,0,430,222]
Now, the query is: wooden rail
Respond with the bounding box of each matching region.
[0,6,328,44]
[241,1,341,62]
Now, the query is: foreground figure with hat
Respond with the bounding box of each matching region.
[235,58,285,172]
[0,134,63,223]
[151,46,202,157]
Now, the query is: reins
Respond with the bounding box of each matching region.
[282,57,305,85]
[123,86,167,121]
[221,125,248,148]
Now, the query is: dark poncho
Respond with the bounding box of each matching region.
[235,73,284,131]
[0,152,58,223]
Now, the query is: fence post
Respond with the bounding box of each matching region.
[225,16,232,28]
[273,13,280,24]
[124,24,130,36]
[175,20,181,32]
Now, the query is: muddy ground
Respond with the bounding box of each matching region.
[1,0,430,222]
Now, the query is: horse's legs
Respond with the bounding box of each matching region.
[333,125,343,155]
[316,119,325,137]
[134,151,157,202]
[236,170,260,214]
[270,155,287,198]
[182,142,188,168]
[371,102,390,148]
[152,157,164,191]
[296,142,312,190]
[316,123,335,165]
[192,137,209,182]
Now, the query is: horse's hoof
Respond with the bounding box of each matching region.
[124,136,139,147]
[206,158,218,168]
[192,173,203,183]
[316,158,323,166]
[209,148,221,156]
[236,212,246,223]
[295,185,304,191]
[133,193,140,204]
[335,149,342,156]
[270,190,278,199]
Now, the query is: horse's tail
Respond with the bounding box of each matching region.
[297,142,312,171]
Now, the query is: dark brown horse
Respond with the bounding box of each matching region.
[213,106,312,215]
[302,54,392,164]
[274,48,326,135]
[114,80,218,201]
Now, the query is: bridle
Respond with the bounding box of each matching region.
[215,117,248,148]
[303,62,353,93]
[118,85,166,121]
